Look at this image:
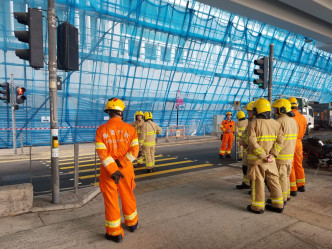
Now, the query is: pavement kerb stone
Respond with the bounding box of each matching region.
[30,187,100,213]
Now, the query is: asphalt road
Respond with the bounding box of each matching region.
[0,140,235,195]
[1,130,331,195]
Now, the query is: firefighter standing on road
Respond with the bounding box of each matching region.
[95,98,139,243]
[236,101,255,190]
[140,111,162,173]
[131,111,144,167]
[289,97,307,196]
[219,112,235,159]
[235,110,248,161]
[246,98,284,214]
[272,99,298,204]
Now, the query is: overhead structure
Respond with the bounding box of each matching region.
[0,0,331,148]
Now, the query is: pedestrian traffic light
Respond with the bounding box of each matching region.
[16,87,26,104]
[0,82,10,104]
[14,8,44,69]
[253,56,268,89]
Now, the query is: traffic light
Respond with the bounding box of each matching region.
[16,87,26,104]
[0,82,10,104]
[14,8,44,69]
[253,56,268,89]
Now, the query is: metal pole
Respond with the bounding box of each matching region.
[48,0,59,204]
[20,133,23,155]
[29,145,32,184]
[268,44,274,103]
[74,143,79,193]
[177,107,179,126]
[10,74,17,154]
[94,146,97,184]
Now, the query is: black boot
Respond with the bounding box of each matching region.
[236,183,251,189]
[266,199,287,206]
[128,222,138,232]
[248,190,251,195]
[152,167,156,172]
[247,205,264,214]
[219,154,224,159]
[297,186,305,192]
[265,204,284,213]
[146,168,153,173]
[290,191,297,196]
[226,154,231,158]
[105,233,123,243]
[287,198,291,201]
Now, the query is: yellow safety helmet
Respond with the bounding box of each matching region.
[272,98,291,114]
[135,111,144,117]
[144,111,153,120]
[288,97,299,107]
[237,111,246,120]
[246,101,255,111]
[226,112,232,116]
[253,98,271,114]
[104,98,126,113]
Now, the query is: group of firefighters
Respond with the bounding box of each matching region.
[220,97,307,214]
[94,96,307,243]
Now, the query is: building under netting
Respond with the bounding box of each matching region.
[0,0,331,148]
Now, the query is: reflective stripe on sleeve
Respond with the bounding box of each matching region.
[102,156,115,167]
[274,144,282,152]
[105,219,121,228]
[147,131,156,135]
[130,139,139,147]
[276,154,294,160]
[253,147,264,155]
[284,134,297,140]
[95,142,107,150]
[126,152,136,162]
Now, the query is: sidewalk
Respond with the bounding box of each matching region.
[0,165,331,249]
[0,135,219,162]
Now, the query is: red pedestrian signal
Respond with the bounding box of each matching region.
[16,87,26,104]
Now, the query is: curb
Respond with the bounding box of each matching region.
[30,187,100,213]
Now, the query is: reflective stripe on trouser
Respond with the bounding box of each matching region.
[290,139,305,191]
[143,145,156,169]
[99,165,138,236]
[219,133,233,155]
[242,165,250,186]
[137,154,144,164]
[277,163,292,201]
[248,162,283,211]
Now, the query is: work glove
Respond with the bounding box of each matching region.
[111,170,124,184]
[115,159,123,168]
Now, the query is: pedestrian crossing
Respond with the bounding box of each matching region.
[52,154,215,186]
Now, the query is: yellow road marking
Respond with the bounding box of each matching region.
[86,163,214,181]
[79,160,194,179]
[60,156,173,170]
[135,163,213,178]
[134,160,193,171]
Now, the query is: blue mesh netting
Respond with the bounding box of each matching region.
[0,0,331,148]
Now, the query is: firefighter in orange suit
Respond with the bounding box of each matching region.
[272,99,298,204]
[219,112,235,159]
[289,97,307,196]
[95,98,139,243]
[235,110,248,160]
[247,98,284,214]
[131,111,144,167]
[236,101,255,189]
[140,111,162,173]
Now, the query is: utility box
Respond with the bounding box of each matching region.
[213,115,225,136]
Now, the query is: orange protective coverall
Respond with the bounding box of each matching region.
[95,117,139,236]
[290,109,307,191]
[220,119,235,155]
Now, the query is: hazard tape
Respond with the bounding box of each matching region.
[0,126,99,131]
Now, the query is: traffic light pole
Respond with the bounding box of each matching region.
[48,0,60,204]
[268,44,274,103]
[10,74,17,155]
